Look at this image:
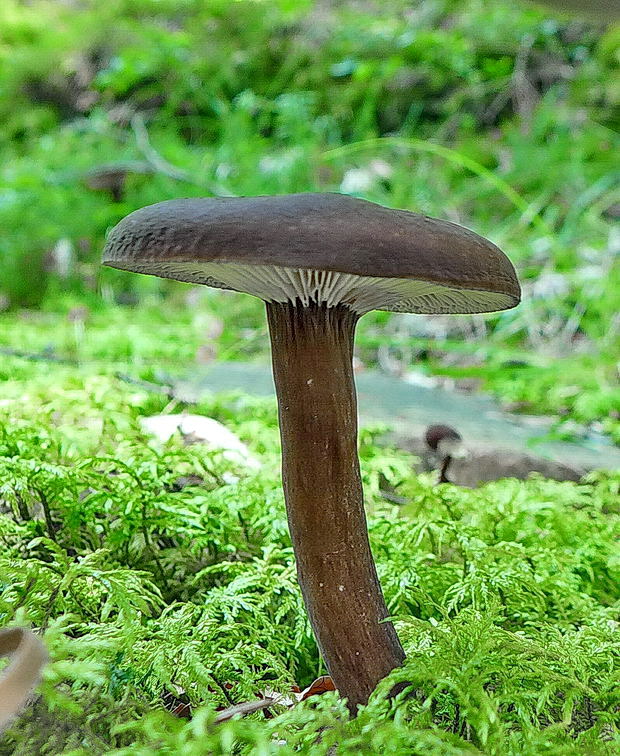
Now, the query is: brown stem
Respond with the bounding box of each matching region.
[266,301,405,711]
[439,455,452,484]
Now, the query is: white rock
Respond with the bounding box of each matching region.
[140,414,261,472]
[402,370,439,388]
[339,168,374,194]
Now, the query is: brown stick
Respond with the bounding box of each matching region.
[266,301,405,712]
[213,697,275,723]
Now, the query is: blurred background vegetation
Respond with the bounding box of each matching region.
[0,0,618,441]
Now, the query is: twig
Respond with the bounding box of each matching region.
[11,577,37,613]
[130,112,237,196]
[213,697,275,723]
[114,372,181,400]
[116,372,202,405]
[380,490,409,506]
[0,347,76,365]
[1,352,197,405]
[130,113,198,184]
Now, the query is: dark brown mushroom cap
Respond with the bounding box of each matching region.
[103,193,520,314]
[425,424,463,452]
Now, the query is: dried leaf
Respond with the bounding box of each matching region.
[0,628,48,733]
[300,675,336,700]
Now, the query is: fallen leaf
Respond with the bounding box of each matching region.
[300,675,336,700]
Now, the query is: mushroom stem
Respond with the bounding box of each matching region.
[439,455,452,484]
[266,301,405,711]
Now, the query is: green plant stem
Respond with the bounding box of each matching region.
[321,137,554,238]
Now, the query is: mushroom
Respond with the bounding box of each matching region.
[0,628,48,732]
[82,161,155,203]
[102,192,520,710]
[424,424,468,484]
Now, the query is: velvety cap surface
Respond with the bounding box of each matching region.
[103,193,520,314]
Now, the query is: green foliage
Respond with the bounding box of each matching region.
[0,0,617,443]
[0,2,619,746]
[0,346,619,754]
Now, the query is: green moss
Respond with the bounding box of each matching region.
[0,345,618,754]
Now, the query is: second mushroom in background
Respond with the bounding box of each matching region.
[425,424,468,484]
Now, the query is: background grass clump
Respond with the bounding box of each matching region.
[0,0,618,442]
[0,344,619,754]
